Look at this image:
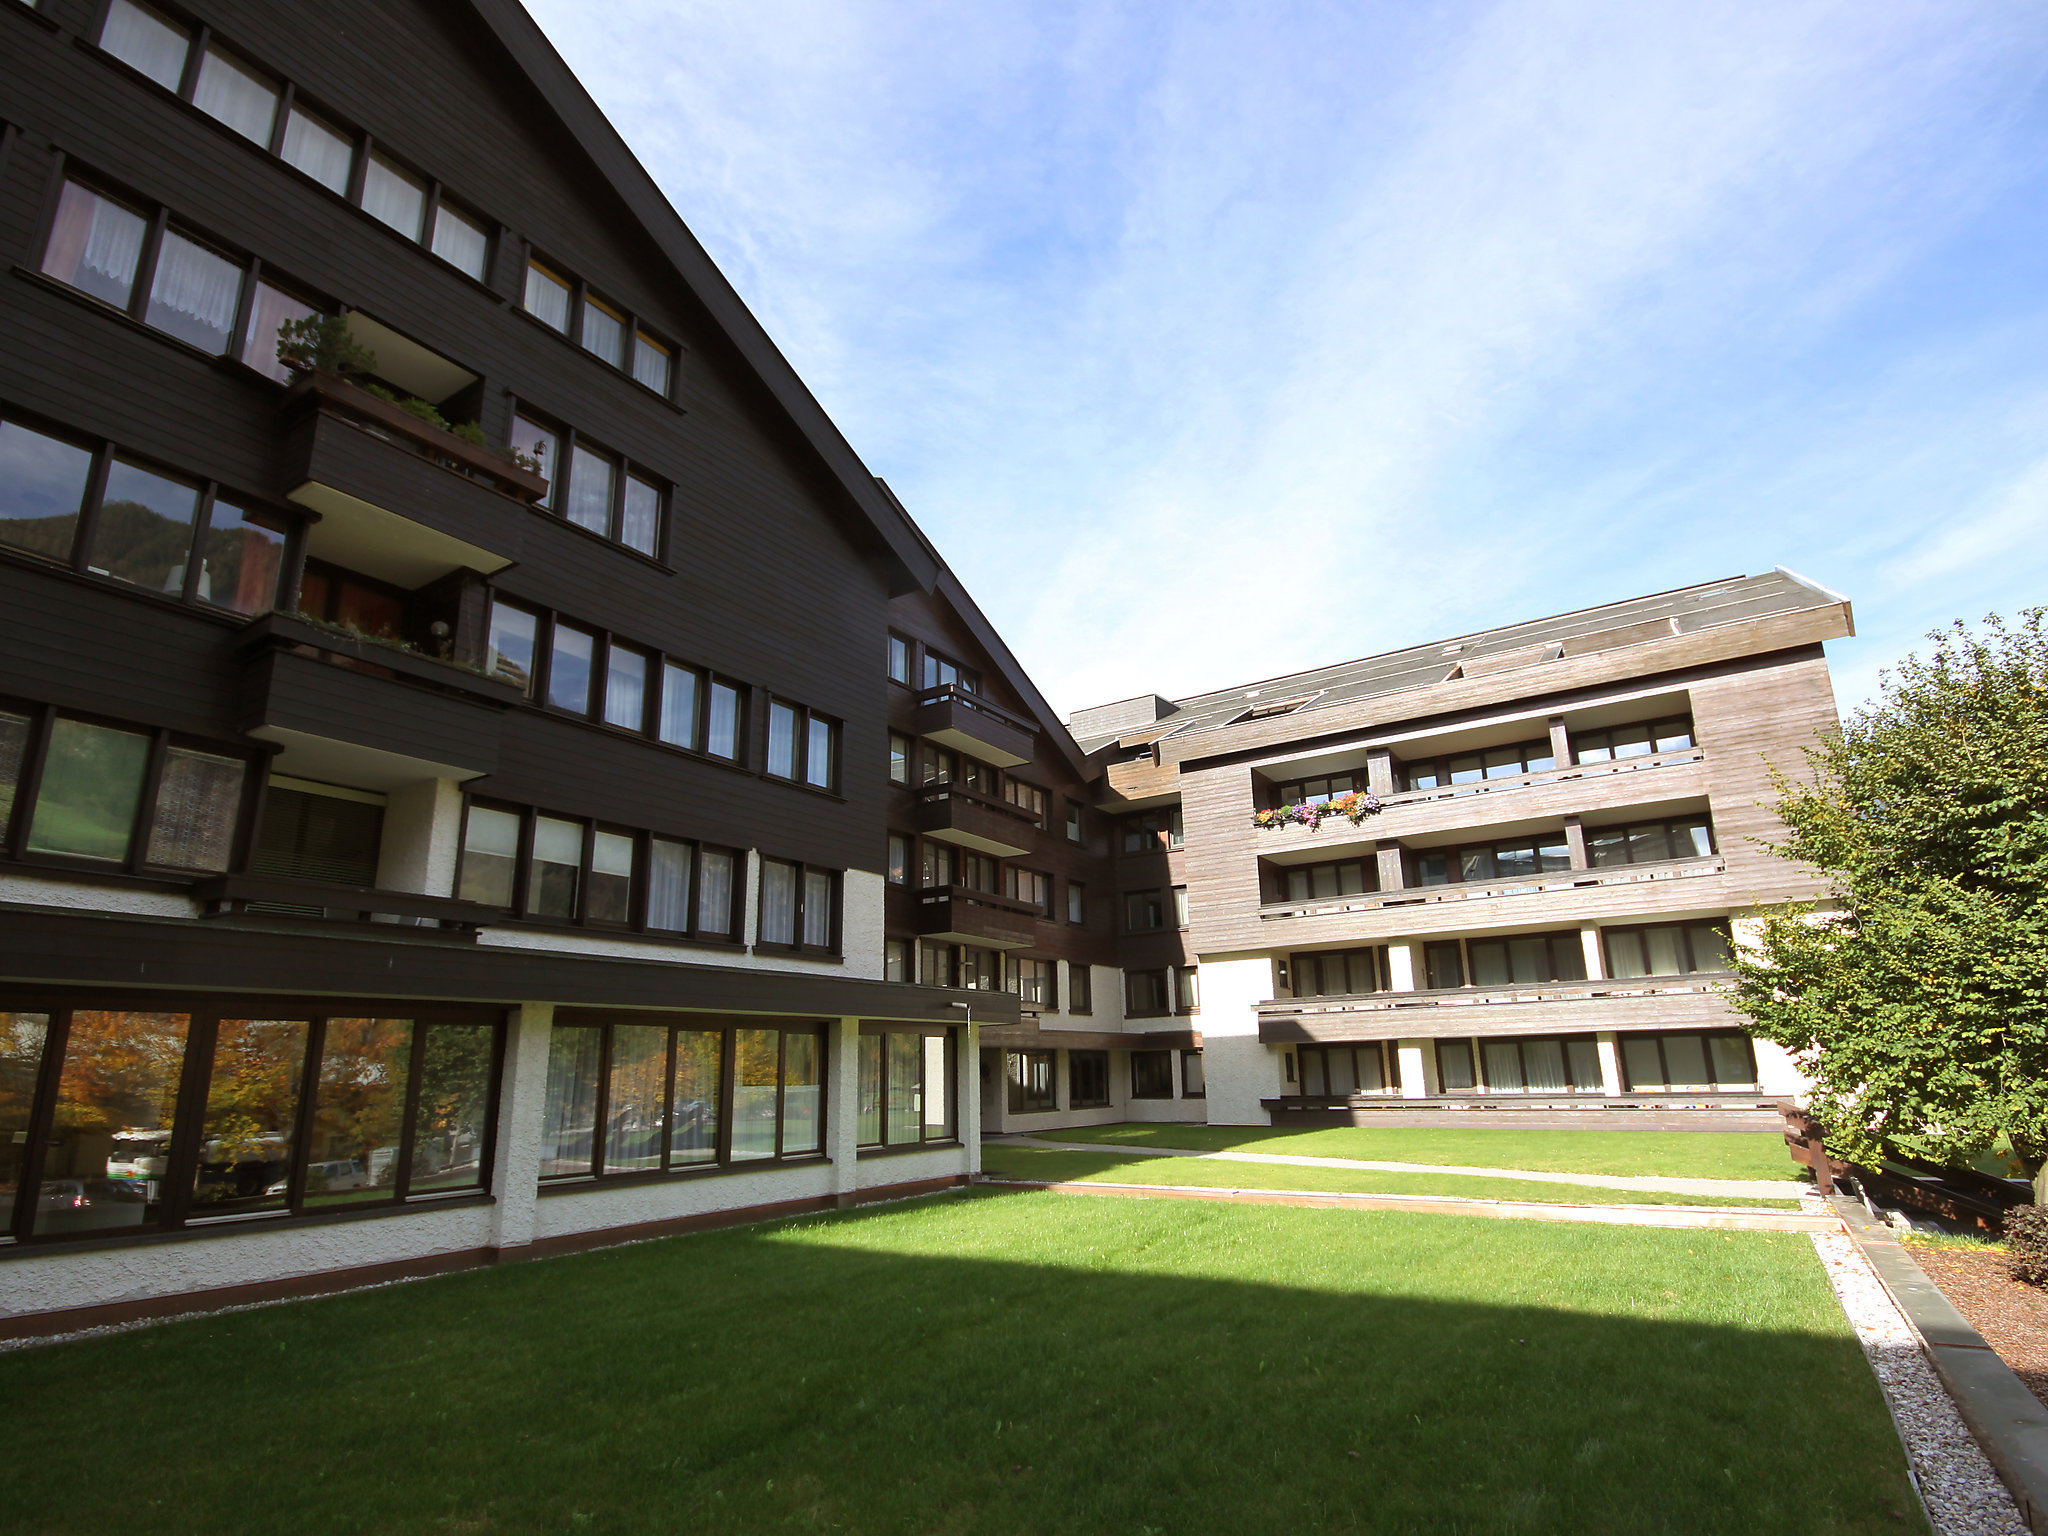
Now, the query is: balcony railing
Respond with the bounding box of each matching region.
[914,782,1040,856]
[1258,972,1732,1020]
[1379,746,1705,811]
[194,875,502,938]
[916,684,1035,768]
[1258,853,1724,923]
[913,884,1044,948]
[286,371,549,503]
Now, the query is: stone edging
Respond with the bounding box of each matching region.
[1834,1196,2048,1535]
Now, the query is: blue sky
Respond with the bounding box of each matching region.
[525,0,2048,722]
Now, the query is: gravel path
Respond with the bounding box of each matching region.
[1811,1232,2028,1536]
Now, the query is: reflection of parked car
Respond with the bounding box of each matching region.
[275,1159,372,1196]
[36,1177,148,1232]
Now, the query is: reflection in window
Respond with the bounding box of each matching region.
[192,46,277,144]
[782,1032,820,1156]
[307,1018,411,1200]
[410,1024,493,1192]
[196,501,284,614]
[671,1030,721,1166]
[730,1028,779,1162]
[458,805,520,907]
[42,182,147,309]
[606,1025,667,1173]
[647,838,691,932]
[485,602,538,697]
[528,816,583,919]
[192,1017,307,1217]
[510,416,558,508]
[241,282,318,385]
[0,1013,50,1218]
[565,445,613,536]
[548,623,595,713]
[28,718,151,862]
[91,459,199,591]
[539,1025,600,1177]
[35,1010,189,1235]
[0,418,94,564]
[589,831,635,924]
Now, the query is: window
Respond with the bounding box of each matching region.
[757,859,838,953]
[145,229,243,354]
[1275,856,1375,904]
[1003,779,1046,822]
[1585,816,1715,868]
[580,295,626,368]
[1068,963,1093,1014]
[1473,1035,1605,1094]
[1172,886,1190,927]
[1411,833,1570,886]
[1123,889,1165,933]
[1006,868,1051,916]
[1067,881,1086,926]
[887,834,909,885]
[1064,800,1084,843]
[510,415,559,507]
[920,746,955,786]
[620,474,661,557]
[1423,940,1465,990]
[523,261,572,332]
[1125,969,1170,1015]
[1130,1051,1173,1099]
[241,280,318,384]
[603,645,649,730]
[1290,948,1383,998]
[360,151,426,240]
[889,732,911,785]
[659,662,699,749]
[1070,1050,1110,1108]
[918,940,955,988]
[0,999,498,1243]
[485,600,539,697]
[100,1,188,89]
[920,650,978,694]
[1272,771,1365,806]
[858,1029,957,1148]
[564,442,614,536]
[1575,716,1696,764]
[1604,921,1732,978]
[547,622,596,713]
[1175,966,1200,1013]
[1620,1031,1756,1093]
[42,181,148,310]
[647,837,691,932]
[1009,957,1055,1009]
[1005,1050,1056,1113]
[1466,930,1587,986]
[765,701,838,791]
[1401,737,1557,792]
[1436,1038,1477,1092]
[959,946,1001,991]
[1299,1043,1396,1098]
[0,706,249,873]
[430,203,491,282]
[884,939,911,982]
[1181,1051,1206,1098]
[540,1016,824,1177]
[706,681,740,760]
[281,105,352,194]
[887,634,911,684]
[520,256,677,394]
[1120,807,1182,853]
[631,332,671,396]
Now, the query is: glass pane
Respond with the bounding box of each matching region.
[281,106,353,194]
[196,501,284,614]
[565,445,613,535]
[858,1033,883,1146]
[191,1017,307,1217]
[1459,849,1495,883]
[144,746,244,871]
[1424,942,1464,990]
[589,830,635,924]
[1605,929,1648,978]
[1345,951,1377,994]
[1468,941,1509,987]
[1301,1050,1326,1096]
[1566,1038,1603,1091]
[101,0,189,88]
[36,1010,189,1234]
[670,1031,721,1166]
[706,682,738,758]
[730,1029,779,1161]
[1645,927,1687,975]
[886,1031,921,1144]
[0,1013,49,1218]
[581,299,625,367]
[42,181,147,308]
[1507,937,1547,983]
[803,869,832,947]
[1415,852,1450,886]
[1662,1035,1711,1091]
[1655,719,1695,752]
[548,623,595,713]
[1628,824,1672,864]
[647,838,690,931]
[604,648,646,730]
[410,1024,493,1191]
[430,204,489,280]
[1495,845,1538,879]
[193,46,277,145]
[1676,819,1715,858]
[697,849,734,934]
[1553,937,1587,981]
[28,717,151,861]
[529,816,583,919]
[1525,747,1557,772]
[1709,1036,1755,1089]
[1613,723,1655,758]
[510,416,558,507]
[538,1027,600,1177]
[1405,764,1441,790]
[1326,1048,1356,1095]
[633,333,671,393]
[806,717,833,789]
[91,458,200,590]
[782,1032,820,1156]
[458,805,520,906]
[605,1025,667,1173]
[1309,865,1337,899]
[925,1036,953,1138]
[1436,1040,1475,1091]
[1482,1041,1525,1091]
[766,702,796,778]
[524,262,571,332]
[1586,829,1627,867]
[1536,839,1571,873]
[1577,736,1613,764]
[659,663,698,747]
[0,712,28,833]
[1523,1038,1568,1091]
[486,602,538,697]
[1448,754,1483,784]
[0,419,93,562]
[1351,1048,1380,1093]
[759,860,796,945]
[1622,1036,1665,1090]
[620,475,660,556]
[359,153,425,240]
[1483,747,1524,780]
[305,1018,410,1200]
[1688,923,1731,971]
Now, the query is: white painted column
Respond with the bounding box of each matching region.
[829,1017,860,1203]
[959,1020,982,1172]
[1385,942,1420,992]
[376,778,465,895]
[489,1002,553,1252]
[1579,925,1605,981]
[1596,1031,1625,1097]
[1396,1039,1433,1098]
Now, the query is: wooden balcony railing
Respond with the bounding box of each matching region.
[1377,746,1706,811]
[1258,853,1725,923]
[286,371,549,502]
[194,875,503,937]
[1257,972,1732,1020]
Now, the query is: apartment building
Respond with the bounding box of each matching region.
[1068,571,1848,1128]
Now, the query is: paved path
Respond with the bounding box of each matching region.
[998,1136,1806,1199]
[973,1176,1841,1232]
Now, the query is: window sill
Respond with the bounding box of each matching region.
[856,1140,962,1159]
[519,703,755,778]
[538,1155,830,1193]
[0,1189,492,1259]
[11,3,59,34]
[750,945,843,963]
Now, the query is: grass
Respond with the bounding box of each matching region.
[1903,1229,2010,1253]
[982,1144,1806,1209]
[0,1191,1918,1535]
[1025,1123,1804,1182]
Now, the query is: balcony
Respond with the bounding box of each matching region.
[1255,972,1736,1043]
[913,886,1043,948]
[194,874,502,939]
[915,783,1039,857]
[917,685,1035,768]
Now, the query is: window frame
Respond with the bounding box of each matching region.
[1067,962,1093,1015]
[1068,1049,1111,1108]
[1407,832,1573,887]
[1295,1041,1399,1099]
[1122,888,1166,934]
[1602,920,1734,978]
[763,698,840,793]
[1573,715,1698,765]
[516,248,680,404]
[1583,815,1717,870]
[1129,1049,1174,1100]
[1399,736,1558,793]
[1119,807,1183,854]
[1618,1030,1758,1094]
[504,400,669,561]
[1004,1049,1057,1114]
[855,1024,959,1151]
[1124,968,1171,1017]
[754,857,841,957]
[1180,1049,1206,1099]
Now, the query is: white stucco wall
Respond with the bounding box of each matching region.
[1197,953,1283,1125]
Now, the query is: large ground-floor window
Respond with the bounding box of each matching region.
[1435,1035,1604,1094]
[857,1026,957,1149]
[0,994,499,1244]
[541,1013,825,1179]
[1298,1041,1399,1097]
[1005,1050,1056,1113]
[1621,1031,1757,1093]
[1069,1049,1110,1108]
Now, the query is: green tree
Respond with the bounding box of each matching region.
[1733,610,2048,1193]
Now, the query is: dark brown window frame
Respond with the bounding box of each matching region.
[1005,1048,1056,1113]
[1572,714,1697,765]
[1584,815,1717,869]
[1618,1029,1758,1093]
[1296,1041,1399,1098]
[1068,1048,1110,1108]
[1180,1049,1206,1099]
[516,248,680,406]
[1129,1049,1173,1100]
[762,695,841,795]
[1400,736,1557,792]
[1288,946,1387,999]
[1271,855,1378,904]
[1269,769,1366,807]
[1006,955,1057,1011]
[855,1023,959,1151]
[1602,919,1733,978]
[754,856,842,958]
[504,397,671,561]
[1119,806,1182,854]
[1004,866,1053,917]
[1124,968,1170,1017]
[1408,832,1572,887]
[1067,962,1093,1015]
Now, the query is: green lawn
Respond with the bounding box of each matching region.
[0,1191,1915,1535]
[983,1144,1804,1209]
[1025,1123,1803,1181]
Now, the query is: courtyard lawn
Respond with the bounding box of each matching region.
[981,1144,1805,1208]
[0,1191,1916,1536]
[1025,1123,1803,1182]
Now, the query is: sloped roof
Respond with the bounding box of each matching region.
[1069,569,1850,752]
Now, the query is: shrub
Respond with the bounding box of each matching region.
[2005,1204,2048,1285]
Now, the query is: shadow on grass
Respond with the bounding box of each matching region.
[0,1189,1919,1536]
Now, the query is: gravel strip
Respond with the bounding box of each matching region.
[1812,1232,2028,1536]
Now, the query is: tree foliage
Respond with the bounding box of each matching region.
[1732,610,2048,1174]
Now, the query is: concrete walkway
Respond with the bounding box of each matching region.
[998,1136,1808,1200]
[973,1176,1841,1232]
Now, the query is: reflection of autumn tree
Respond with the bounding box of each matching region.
[0,1014,50,1192]
[311,1018,411,1180]
[201,1019,306,1164]
[415,1025,491,1141]
[734,1030,779,1089]
[51,1012,189,1135]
